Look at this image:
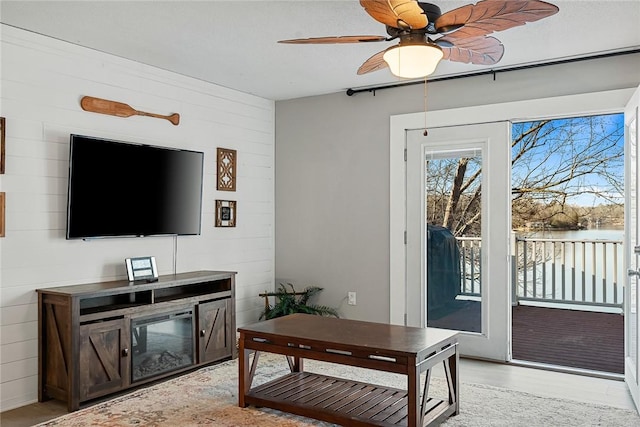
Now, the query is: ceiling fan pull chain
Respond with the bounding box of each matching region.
[423,77,429,136]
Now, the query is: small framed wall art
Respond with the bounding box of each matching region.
[215,200,236,227]
[0,192,5,237]
[216,147,236,191]
[1,117,6,174]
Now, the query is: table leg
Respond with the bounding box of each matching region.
[444,346,460,415]
[413,343,459,425]
[408,356,419,427]
[238,335,253,407]
[286,355,303,372]
[238,335,246,407]
[420,367,433,423]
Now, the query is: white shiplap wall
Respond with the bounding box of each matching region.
[0,25,274,411]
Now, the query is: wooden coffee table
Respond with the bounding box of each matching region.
[238,314,459,427]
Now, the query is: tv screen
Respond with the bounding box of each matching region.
[66,134,204,239]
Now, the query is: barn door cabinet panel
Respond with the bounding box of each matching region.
[37,270,236,412]
[79,318,130,401]
[198,298,233,363]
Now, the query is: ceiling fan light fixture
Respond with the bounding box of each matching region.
[383,42,443,79]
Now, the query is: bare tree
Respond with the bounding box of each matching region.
[425,114,624,235]
[427,156,482,236]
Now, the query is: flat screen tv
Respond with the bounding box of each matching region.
[66,134,204,239]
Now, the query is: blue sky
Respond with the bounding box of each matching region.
[511,113,624,207]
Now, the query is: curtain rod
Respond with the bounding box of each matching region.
[345,48,640,96]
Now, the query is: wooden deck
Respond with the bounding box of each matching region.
[512,305,624,374]
[429,302,624,374]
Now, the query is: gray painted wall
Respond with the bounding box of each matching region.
[275,53,640,323]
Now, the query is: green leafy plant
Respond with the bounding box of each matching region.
[259,283,339,320]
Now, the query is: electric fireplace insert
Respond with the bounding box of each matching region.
[131,309,195,382]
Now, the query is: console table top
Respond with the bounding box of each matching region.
[238,313,458,358]
[35,270,236,297]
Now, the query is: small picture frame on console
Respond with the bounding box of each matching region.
[125,256,158,282]
[215,200,236,227]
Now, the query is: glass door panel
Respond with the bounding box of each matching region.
[425,150,482,333]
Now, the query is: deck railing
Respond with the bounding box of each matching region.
[514,236,624,309]
[457,237,482,296]
[454,236,624,311]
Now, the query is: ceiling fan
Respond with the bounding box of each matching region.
[279,0,559,78]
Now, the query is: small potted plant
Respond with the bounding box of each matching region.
[259,283,339,320]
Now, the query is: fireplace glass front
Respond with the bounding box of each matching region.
[131,309,194,382]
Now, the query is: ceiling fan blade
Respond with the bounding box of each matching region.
[278,35,387,44]
[435,0,559,38]
[439,35,504,65]
[357,50,389,75]
[360,0,428,30]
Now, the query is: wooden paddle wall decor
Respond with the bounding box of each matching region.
[80,96,180,125]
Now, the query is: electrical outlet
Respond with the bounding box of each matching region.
[348,291,356,306]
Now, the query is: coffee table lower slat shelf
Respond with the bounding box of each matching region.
[246,372,450,427]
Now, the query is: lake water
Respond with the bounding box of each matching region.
[524,228,624,241]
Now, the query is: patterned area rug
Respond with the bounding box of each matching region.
[37,353,639,427]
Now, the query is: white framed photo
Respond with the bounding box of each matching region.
[125,256,158,282]
[215,200,236,227]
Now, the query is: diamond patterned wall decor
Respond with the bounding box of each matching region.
[216,148,236,191]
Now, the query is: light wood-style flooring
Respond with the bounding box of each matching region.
[1,358,636,427]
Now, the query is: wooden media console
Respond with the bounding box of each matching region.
[37,270,236,411]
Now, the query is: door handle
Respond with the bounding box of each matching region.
[628,269,640,278]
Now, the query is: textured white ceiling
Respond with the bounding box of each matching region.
[1,0,639,100]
